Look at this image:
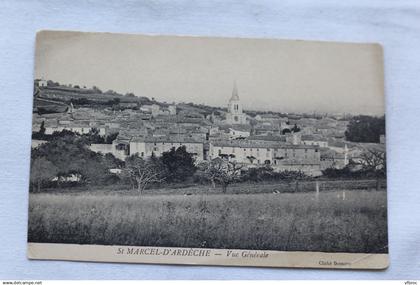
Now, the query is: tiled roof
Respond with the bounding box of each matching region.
[211,139,318,149]
[301,135,327,142]
[131,136,204,144]
[229,125,252,132]
[247,135,286,142]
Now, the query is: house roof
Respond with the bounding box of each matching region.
[211,139,318,149]
[130,136,204,144]
[176,117,211,126]
[320,149,346,159]
[254,124,280,131]
[229,125,252,132]
[247,135,286,142]
[301,135,328,142]
[257,114,280,119]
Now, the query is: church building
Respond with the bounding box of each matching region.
[225,82,247,124]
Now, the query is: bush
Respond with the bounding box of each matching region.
[31,134,114,189]
[240,167,309,182]
[161,146,197,183]
[345,115,385,143]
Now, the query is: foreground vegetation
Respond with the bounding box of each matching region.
[37,179,386,196]
[28,189,388,253]
[30,131,387,195]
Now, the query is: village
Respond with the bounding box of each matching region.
[31,80,385,178]
[23,29,393,264]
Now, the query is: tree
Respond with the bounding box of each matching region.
[105,132,119,144]
[242,167,307,183]
[282,128,291,135]
[122,154,164,194]
[30,157,58,192]
[199,158,242,193]
[103,153,124,169]
[49,129,77,139]
[215,160,243,193]
[105,89,117,95]
[219,153,235,160]
[92,86,102,93]
[359,148,386,190]
[31,134,108,186]
[82,128,104,144]
[197,158,224,188]
[32,121,47,140]
[359,148,386,174]
[345,115,385,143]
[242,165,273,182]
[246,155,256,164]
[291,124,301,133]
[39,121,46,135]
[161,146,197,183]
[47,80,59,87]
[249,118,257,135]
[107,98,120,106]
[70,98,91,105]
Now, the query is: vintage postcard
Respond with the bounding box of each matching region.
[28,31,388,269]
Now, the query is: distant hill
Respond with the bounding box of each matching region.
[36,85,152,104]
[33,82,155,113]
[33,81,340,120]
[176,103,225,117]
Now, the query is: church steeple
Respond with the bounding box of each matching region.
[226,81,246,124]
[230,80,239,101]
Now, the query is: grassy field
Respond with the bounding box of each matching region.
[40,179,386,196]
[28,184,388,253]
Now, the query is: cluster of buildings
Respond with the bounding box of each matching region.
[32,83,384,177]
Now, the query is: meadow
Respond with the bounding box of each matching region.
[28,183,388,253]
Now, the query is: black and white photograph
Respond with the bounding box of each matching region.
[27,31,388,269]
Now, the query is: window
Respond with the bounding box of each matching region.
[141,152,144,157]
[234,116,238,122]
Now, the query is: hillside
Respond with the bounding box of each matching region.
[37,86,151,104]
[33,83,155,113]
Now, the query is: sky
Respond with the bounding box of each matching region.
[35,31,385,115]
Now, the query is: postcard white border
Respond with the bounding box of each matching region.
[28,243,388,270]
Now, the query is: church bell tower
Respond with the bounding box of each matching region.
[226,82,246,124]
